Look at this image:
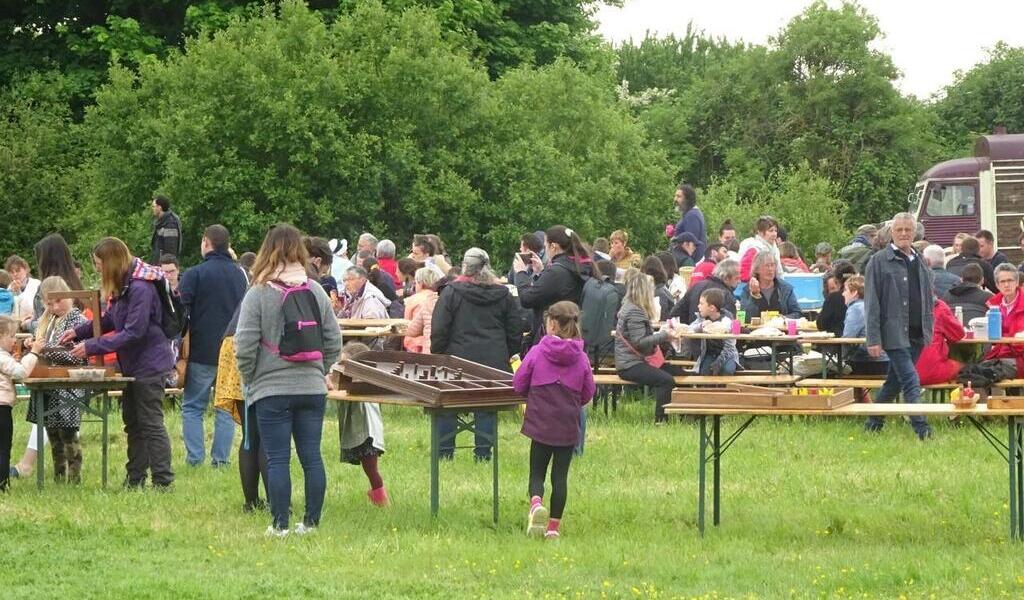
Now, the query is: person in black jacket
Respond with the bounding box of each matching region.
[514,225,594,352]
[942,262,993,324]
[946,236,996,292]
[431,248,521,461]
[670,259,740,323]
[150,195,182,265]
[815,260,857,337]
[179,225,248,467]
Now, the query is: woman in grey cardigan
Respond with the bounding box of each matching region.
[615,268,682,423]
[235,224,342,537]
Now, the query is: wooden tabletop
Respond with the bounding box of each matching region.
[676,332,800,343]
[338,318,409,328]
[23,377,133,391]
[665,402,1024,416]
[328,390,523,410]
[798,336,1024,346]
[341,329,406,338]
[800,337,868,345]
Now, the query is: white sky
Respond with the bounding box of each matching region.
[596,0,1024,99]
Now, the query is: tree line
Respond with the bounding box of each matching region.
[1,0,1022,266]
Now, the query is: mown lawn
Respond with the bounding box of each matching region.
[1,394,1023,599]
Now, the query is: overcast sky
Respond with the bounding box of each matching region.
[595,0,1024,99]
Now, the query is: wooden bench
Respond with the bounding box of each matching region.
[16,387,184,403]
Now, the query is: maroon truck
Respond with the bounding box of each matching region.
[912,133,1024,262]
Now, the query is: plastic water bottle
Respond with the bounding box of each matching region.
[735,301,745,325]
[987,306,1002,341]
[954,305,964,326]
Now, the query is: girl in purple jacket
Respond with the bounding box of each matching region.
[513,300,595,539]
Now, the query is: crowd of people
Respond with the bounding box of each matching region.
[4,185,1024,537]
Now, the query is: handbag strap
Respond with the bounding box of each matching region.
[616,318,655,361]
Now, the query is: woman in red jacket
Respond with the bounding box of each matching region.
[983,263,1024,375]
[915,298,965,385]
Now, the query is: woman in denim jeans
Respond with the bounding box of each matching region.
[235,224,342,536]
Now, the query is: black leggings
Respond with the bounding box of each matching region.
[237,401,268,507]
[528,441,573,520]
[618,362,683,421]
[0,406,11,491]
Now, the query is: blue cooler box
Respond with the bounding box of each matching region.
[782,273,825,311]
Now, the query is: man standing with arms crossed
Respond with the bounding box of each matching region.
[864,212,934,440]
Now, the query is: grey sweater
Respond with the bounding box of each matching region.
[234,278,343,406]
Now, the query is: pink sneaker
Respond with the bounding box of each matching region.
[527,502,548,537]
[368,486,390,507]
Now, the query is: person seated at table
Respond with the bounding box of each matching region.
[395,257,422,299]
[915,295,966,385]
[841,276,888,394]
[336,341,389,507]
[688,288,739,376]
[738,216,784,282]
[403,267,440,354]
[740,250,802,320]
[655,251,686,302]
[816,260,857,337]
[641,256,673,322]
[779,242,810,273]
[615,268,683,424]
[946,236,996,292]
[983,263,1024,376]
[942,263,992,324]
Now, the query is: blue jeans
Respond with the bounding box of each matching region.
[181,362,235,466]
[255,394,327,530]
[574,407,587,456]
[698,356,737,376]
[438,411,496,460]
[866,342,930,435]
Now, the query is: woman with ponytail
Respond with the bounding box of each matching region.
[513,225,594,352]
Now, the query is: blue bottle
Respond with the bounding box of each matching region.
[987,306,1002,341]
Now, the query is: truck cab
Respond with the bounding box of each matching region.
[912,134,1024,263]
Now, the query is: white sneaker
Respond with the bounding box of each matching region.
[265,525,289,538]
[527,503,548,537]
[294,523,316,536]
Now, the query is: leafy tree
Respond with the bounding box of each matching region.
[77,0,669,266]
[0,72,84,261]
[933,43,1024,152]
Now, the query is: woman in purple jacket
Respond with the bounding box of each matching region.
[513,300,595,540]
[63,238,175,489]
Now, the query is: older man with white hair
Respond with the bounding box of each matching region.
[357,233,378,256]
[864,212,934,440]
[923,244,961,298]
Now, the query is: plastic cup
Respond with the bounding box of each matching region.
[786,319,798,336]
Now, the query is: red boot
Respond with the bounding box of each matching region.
[368,486,390,507]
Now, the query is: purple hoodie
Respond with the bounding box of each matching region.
[513,335,595,447]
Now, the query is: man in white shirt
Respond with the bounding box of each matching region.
[4,255,40,325]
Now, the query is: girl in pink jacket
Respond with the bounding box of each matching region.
[513,301,595,540]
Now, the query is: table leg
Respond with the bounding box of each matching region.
[713,415,721,526]
[1017,421,1024,540]
[770,345,778,376]
[1010,417,1019,540]
[820,348,828,379]
[430,411,440,517]
[837,345,845,377]
[35,391,44,491]
[492,413,499,525]
[698,416,707,536]
[101,393,109,489]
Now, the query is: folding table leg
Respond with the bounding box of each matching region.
[698,416,707,536]
[492,413,499,525]
[430,411,440,517]
[713,416,721,526]
[35,391,45,491]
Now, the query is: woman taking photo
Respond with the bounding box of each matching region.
[234,224,342,536]
[61,237,175,489]
[615,268,683,424]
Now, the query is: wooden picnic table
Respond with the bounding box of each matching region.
[800,335,1024,378]
[23,376,133,490]
[338,318,410,329]
[341,328,406,339]
[328,390,522,524]
[664,401,1024,540]
[675,331,801,375]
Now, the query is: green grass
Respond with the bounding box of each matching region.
[2,394,1024,599]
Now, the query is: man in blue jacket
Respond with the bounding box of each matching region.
[179,225,248,466]
[673,183,706,260]
[864,213,934,440]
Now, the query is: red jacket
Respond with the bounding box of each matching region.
[690,260,716,285]
[376,257,402,286]
[915,299,965,385]
[984,291,1024,375]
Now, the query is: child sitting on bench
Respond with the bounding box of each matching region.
[689,288,739,376]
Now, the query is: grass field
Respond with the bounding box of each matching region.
[2,393,1024,599]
